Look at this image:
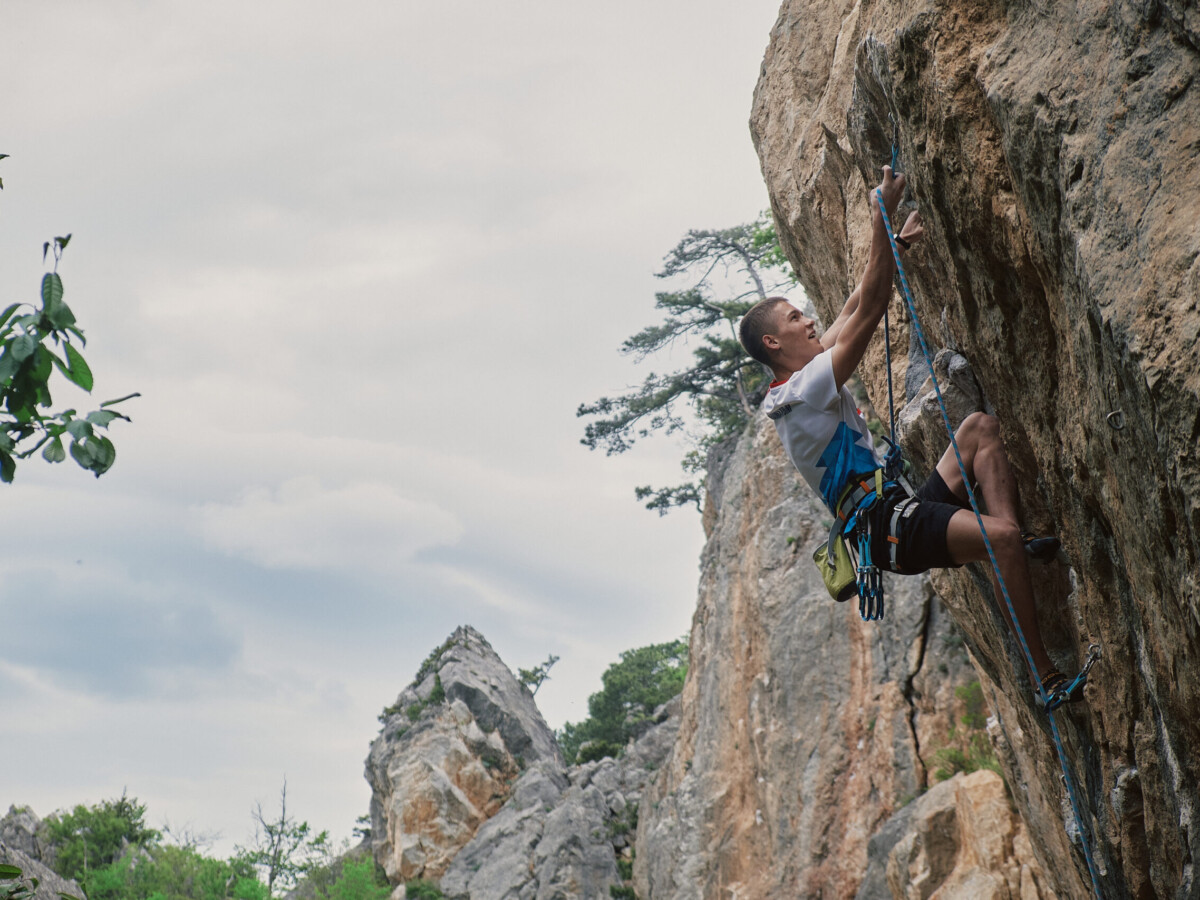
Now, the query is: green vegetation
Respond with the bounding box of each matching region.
[518,654,560,696]
[557,639,688,764]
[577,213,795,514]
[45,793,161,882]
[402,880,444,900]
[931,681,1002,782]
[0,156,137,482]
[609,886,637,899]
[318,857,390,900]
[233,783,330,897]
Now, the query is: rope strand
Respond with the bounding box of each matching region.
[876,188,1104,899]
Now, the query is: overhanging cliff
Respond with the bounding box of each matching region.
[750,2,1199,898]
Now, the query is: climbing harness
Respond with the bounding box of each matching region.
[875,167,1106,898]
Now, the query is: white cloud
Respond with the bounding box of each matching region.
[197,477,463,572]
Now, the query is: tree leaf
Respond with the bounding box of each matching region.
[69,437,97,470]
[85,409,126,428]
[55,234,72,250]
[42,437,66,463]
[65,419,93,441]
[100,392,140,407]
[0,865,22,878]
[42,273,63,310]
[0,303,22,332]
[10,334,36,363]
[0,451,15,483]
[63,343,93,392]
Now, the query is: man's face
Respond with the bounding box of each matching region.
[768,301,822,363]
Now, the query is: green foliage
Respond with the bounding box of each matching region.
[609,887,637,899]
[576,740,623,764]
[233,783,330,897]
[0,232,137,482]
[414,636,458,685]
[578,213,795,514]
[80,845,268,900]
[557,639,688,764]
[317,857,390,900]
[616,858,633,880]
[931,681,1002,782]
[403,879,444,900]
[517,654,560,696]
[46,792,161,883]
[428,673,445,705]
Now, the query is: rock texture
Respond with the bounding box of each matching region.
[751,2,1199,898]
[882,770,1056,900]
[636,419,984,898]
[365,625,678,899]
[0,807,83,900]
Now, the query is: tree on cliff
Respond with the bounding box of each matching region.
[576,212,796,513]
[557,638,688,763]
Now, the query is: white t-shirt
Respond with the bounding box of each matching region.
[761,351,882,514]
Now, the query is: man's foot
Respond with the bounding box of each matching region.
[1022,531,1061,564]
[1038,668,1087,712]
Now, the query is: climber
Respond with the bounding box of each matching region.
[737,166,1081,706]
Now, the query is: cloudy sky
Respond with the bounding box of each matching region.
[1,0,785,856]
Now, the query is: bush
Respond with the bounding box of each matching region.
[404,880,444,900]
[320,857,390,900]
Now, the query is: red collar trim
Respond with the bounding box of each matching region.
[769,377,788,388]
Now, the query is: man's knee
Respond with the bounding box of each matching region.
[986,518,1021,553]
[957,412,1001,449]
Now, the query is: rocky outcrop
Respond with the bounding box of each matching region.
[879,770,1056,900]
[751,2,1199,898]
[365,626,678,899]
[366,626,561,882]
[0,807,83,900]
[635,417,984,898]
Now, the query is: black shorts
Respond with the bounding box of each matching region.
[866,469,971,574]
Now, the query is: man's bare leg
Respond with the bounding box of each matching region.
[935,413,1055,684]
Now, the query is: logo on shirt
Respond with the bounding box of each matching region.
[816,421,879,506]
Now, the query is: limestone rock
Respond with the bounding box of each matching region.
[635,419,976,899]
[365,626,560,882]
[751,1,1200,896]
[0,808,83,900]
[366,627,677,898]
[884,771,1055,900]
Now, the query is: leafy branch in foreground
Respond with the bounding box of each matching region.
[577,212,795,514]
[0,234,138,481]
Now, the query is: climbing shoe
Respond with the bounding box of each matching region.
[1038,669,1087,712]
[1022,531,1061,564]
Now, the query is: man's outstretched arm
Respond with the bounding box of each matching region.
[828,167,909,388]
[820,207,923,350]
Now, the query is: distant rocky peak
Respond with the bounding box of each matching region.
[380,625,561,767]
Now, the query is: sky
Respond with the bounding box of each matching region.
[1,0,785,857]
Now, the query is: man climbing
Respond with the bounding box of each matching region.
[738,166,1081,708]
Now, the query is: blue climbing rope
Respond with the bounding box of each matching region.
[875,186,1105,900]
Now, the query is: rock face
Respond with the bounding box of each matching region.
[750,2,1199,898]
[636,419,982,898]
[0,807,83,900]
[880,770,1056,900]
[366,626,562,882]
[365,625,677,899]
